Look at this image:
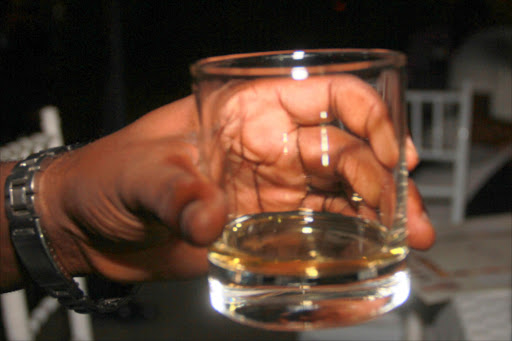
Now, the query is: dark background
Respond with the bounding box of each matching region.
[2,0,511,144]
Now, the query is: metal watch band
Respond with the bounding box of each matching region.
[5,145,136,313]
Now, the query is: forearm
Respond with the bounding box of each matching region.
[0,161,25,293]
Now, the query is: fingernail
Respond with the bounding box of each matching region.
[179,201,196,243]
[406,136,418,157]
[405,136,420,169]
[421,211,431,224]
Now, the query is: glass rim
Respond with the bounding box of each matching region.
[191,48,406,78]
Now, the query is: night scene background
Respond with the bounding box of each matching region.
[2,0,511,145]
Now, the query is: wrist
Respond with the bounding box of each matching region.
[4,145,136,313]
[36,146,93,277]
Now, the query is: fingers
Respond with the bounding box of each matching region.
[117,138,226,247]
[276,75,399,168]
[179,182,227,246]
[203,75,430,251]
[330,77,399,168]
[298,125,391,208]
[406,180,435,250]
[147,165,227,247]
[213,75,417,172]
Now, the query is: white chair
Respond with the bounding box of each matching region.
[406,83,512,225]
[406,83,473,224]
[0,106,65,161]
[1,106,94,340]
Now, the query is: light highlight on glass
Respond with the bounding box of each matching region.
[292,50,305,60]
[291,67,309,80]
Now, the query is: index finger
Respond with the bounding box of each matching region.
[276,75,399,168]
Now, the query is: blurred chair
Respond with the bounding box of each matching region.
[406,83,512,225]
[0,106,64,161]
[1,106,94,340]
[406,82,473,224]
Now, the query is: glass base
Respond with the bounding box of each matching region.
[209,265,410,331]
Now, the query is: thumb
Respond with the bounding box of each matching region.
[179,182,227,246]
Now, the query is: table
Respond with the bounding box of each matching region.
[409,213,512,340]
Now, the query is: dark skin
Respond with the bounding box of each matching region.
[0,77,434,293]
[202,76,409,220]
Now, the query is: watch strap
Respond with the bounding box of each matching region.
[5,145,136,313]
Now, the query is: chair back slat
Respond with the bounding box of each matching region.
[406,88,472,161]
[432,99,444,153]
[410,100,423,153]
[0,106,64,161]
[406,83,474,224]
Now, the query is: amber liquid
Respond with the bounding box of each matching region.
[208,211,410,331]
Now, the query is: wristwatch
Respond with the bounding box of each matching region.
[5,145,137,313]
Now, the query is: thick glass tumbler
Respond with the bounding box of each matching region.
[191,49,410,331]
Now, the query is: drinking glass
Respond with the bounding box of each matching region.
[191,49,410,331]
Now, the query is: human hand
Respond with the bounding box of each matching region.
[37,96,227,283]
[200,75,435,249]
[35,76,435,285]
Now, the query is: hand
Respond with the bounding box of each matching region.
[35,78,435,286]
[201,75,434,249]
[37,96,227,283]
